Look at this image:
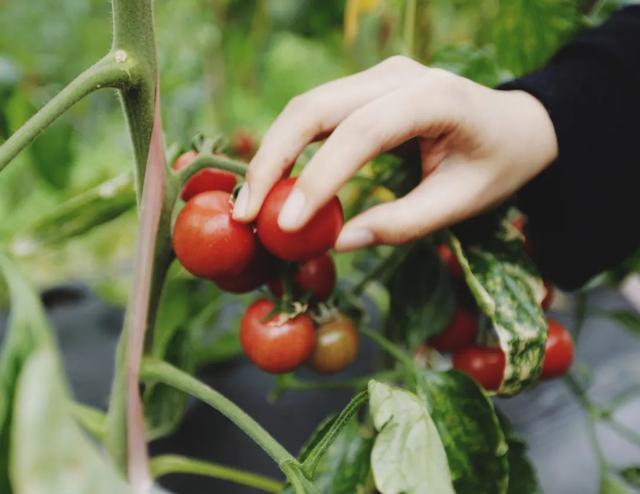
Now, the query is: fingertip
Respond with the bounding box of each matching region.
[277,188,307,231]
[334,226,374,252]
[232,183,253,221]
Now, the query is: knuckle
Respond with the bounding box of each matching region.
[381,55,415,71]
[284,94,310,116]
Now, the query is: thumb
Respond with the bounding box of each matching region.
[334,162,484,251]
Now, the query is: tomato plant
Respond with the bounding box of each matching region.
[307,314,359,374]
[172,150,237,201]
[540,319,574,379]
[257,177,344,262]
[240,299,316,374]
[0,2,636,494]
[172,190,256,279]
[269,253,337,301]
[452,345,506,392]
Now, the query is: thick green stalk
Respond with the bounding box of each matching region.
[150,455,283,493]
[112,0,158,195]
[0,54,136,170]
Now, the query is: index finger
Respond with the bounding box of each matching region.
[232,56,427,222]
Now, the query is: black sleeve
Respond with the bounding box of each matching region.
[500,6,640,290]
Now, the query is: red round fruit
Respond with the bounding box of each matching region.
[429,306,478,353]
[452,345,505,391]
[308,315,359,374]
[240,299,316,374]
[269,254,336,301]
[438,244,463,279]
[541,280,554,310]
[173,191,256,279]
[214,245,277,294]
[540,319,574,379]
[172,150,237,201]
[257,178,343,262]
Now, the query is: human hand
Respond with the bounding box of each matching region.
[232,56,558,251]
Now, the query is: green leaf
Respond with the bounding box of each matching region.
[11,350,133,494]
[11,174,136,255]
[431,44,502,87]
[0,254,55,493]
[491,0,579,76]
[417,370,508,494]
[368,380,455,494]
[601,475,631,494]
[387,241,455,350]
[29,120,75,189]
[301,390,368,478]
[450,221,547,395]
[287,416,372,494]
[620,466,640,488]
[497,411,542,494]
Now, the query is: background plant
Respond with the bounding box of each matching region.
[0,0,639,493]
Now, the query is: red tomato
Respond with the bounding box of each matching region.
[429,306,478,353]
[438,244,463,279]
[541,280,554,310]
[308,315,359,374]
[269,253,336,301]
[172,150,237,201]
[214,245,277,293]
[257,178,343,262]
[512,215,526,234]
[231,129,257,160]
[540,319,574,379]
[452,345,505,391]
[240,299,316,374]
[173,191,256,279]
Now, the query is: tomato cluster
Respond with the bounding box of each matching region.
[431,239,574,391]
[171,152,357,374]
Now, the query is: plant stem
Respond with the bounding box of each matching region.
[150,455,283,494]
[403,0,417,58]
[174,153,247,188]
[350,246,411,297]
[602,417,640,448]
[112,0,158,195]
[0,53,136,171]
[140,358,296,467]
[360,327,415,370]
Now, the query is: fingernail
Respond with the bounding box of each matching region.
[278,188,306,230]
[233,184,250,219]
[335,228,374,251]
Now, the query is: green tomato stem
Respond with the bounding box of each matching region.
[0,53,137,171]
[150,455,283,494]
[174,153,248,188]
[360,326,416,370]
[139,358,297,468]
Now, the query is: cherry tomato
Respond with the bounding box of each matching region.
[452,345,505,391]
[269,254,336,301]
[173,191,256,279]
[231,129,257,160]
[438,244,463,279]
[240,298,316,374]
[214,245,277,294]
[428,306,478,353]
[541,280,554,310]
[540,319,574,379]
[172,150,237,201]
[308,314,359,374]
[511,214,526,234]
[257,178,343,262]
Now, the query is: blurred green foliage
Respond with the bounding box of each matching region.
[0,0,625,295]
